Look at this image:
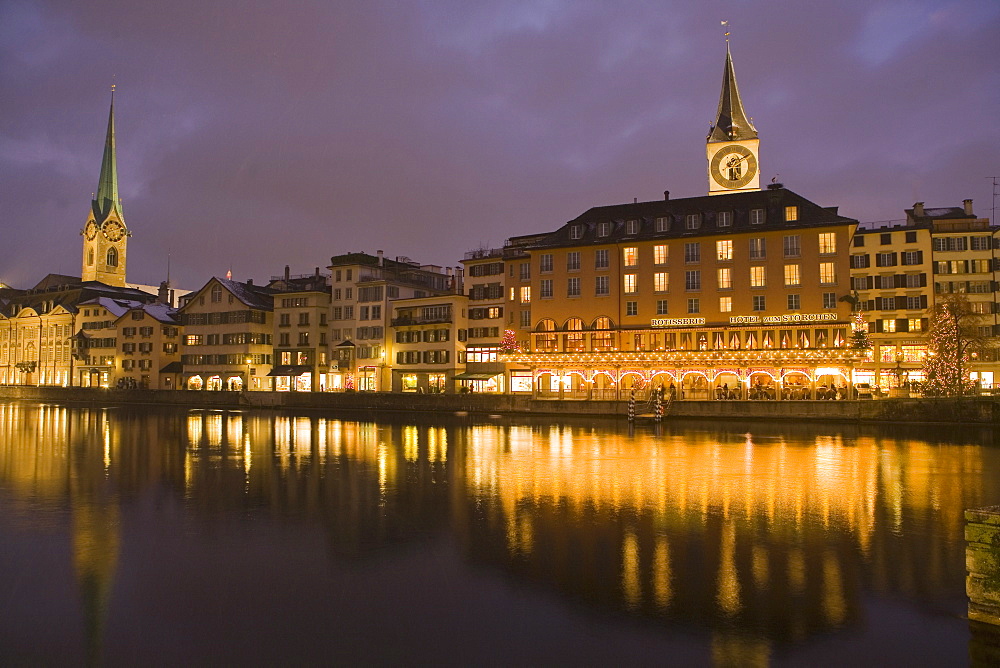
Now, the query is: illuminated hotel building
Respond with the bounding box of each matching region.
[498,46,863,398]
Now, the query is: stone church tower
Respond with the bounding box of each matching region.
[81,90,130,286]
[706,44,761,196]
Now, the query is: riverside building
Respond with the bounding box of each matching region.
[499,45,865,399]
[851,200,999,391]
[268,267,331,392]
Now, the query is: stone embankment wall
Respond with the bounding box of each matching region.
[0,386,997,424]
[967,506,1000,655]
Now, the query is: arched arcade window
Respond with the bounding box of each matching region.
[106,247,118,267]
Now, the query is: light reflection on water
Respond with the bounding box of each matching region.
[0,401,994,664]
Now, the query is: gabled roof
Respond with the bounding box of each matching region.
[530,187,856,250]
[708,45,758,143]
[113,302,179,326]
[180,277,275,312]
[78,296,146,318]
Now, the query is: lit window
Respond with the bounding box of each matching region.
[654,272,668,292]
[719,296,732,312]
[717,211,732,227]
[784,264,800,287]
[520,287,531,303]
[908,318,922,332]
[752,295,766,311]
[716,240,733,261]
[819,262,836,285]
[882,319,896,333]
[623,274,637,294]
[819,233,837,254]
[717,267,732,289]
[784,206,798,222]
[750,266,766,288]
[654,245,668,265]
[623,247,638,267]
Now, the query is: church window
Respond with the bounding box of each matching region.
[87,249,95,266]
[106,247,118,267]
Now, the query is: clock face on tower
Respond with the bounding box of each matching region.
[103,220,125,242]
[84,221,98,240]
[710,144,758,189]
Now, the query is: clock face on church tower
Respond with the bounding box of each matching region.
[84,221,98,240]
[103,220,125,242]
[710,144,758,189]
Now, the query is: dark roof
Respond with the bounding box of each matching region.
[906,206,975,221]
[328,252,419,271]
[528,187,857,250]
[708,45,757,143]
[160,361,183,373]
[0,279,156,318]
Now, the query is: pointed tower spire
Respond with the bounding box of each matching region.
[94,85,122,222]
[708,44,757,142]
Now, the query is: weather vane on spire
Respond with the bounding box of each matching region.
[721,20,730,43]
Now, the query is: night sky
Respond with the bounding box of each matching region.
[2,1,999,291]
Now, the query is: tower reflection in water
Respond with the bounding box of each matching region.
[0,403,994,662]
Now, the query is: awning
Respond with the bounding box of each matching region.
[267,365,313,377]
[159,361,183,373]
[453,372,500,381]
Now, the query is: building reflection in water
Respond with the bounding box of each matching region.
[0,403,996,661]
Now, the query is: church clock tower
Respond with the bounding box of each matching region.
[81,89,130,286]
[706,45,760,196]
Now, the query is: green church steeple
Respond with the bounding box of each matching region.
[93,89,122,223]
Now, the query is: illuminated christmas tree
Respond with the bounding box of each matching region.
[850,310,871,350]
[500,329,520,353]
[923,297,983,396]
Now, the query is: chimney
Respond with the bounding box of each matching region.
[633,197,638,204]
[664,190,670,200]
[315,266,320,276]
[377,250,384,266]
[284,265,290,281]
[913,202,925,217]
[247,278,253,286]
[964,199,974,216]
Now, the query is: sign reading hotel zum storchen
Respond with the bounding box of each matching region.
[650,313,838,328]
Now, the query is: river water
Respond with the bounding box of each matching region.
[0,401,995,665]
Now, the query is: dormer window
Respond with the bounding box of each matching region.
[569,225,584,240]
[625,219,640,235]
[655,216,670,232]
[784,206,798,222]
[750,208,765,225]
[717,211,732,227]
[685,214,701,230]
[597,222,612,237]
